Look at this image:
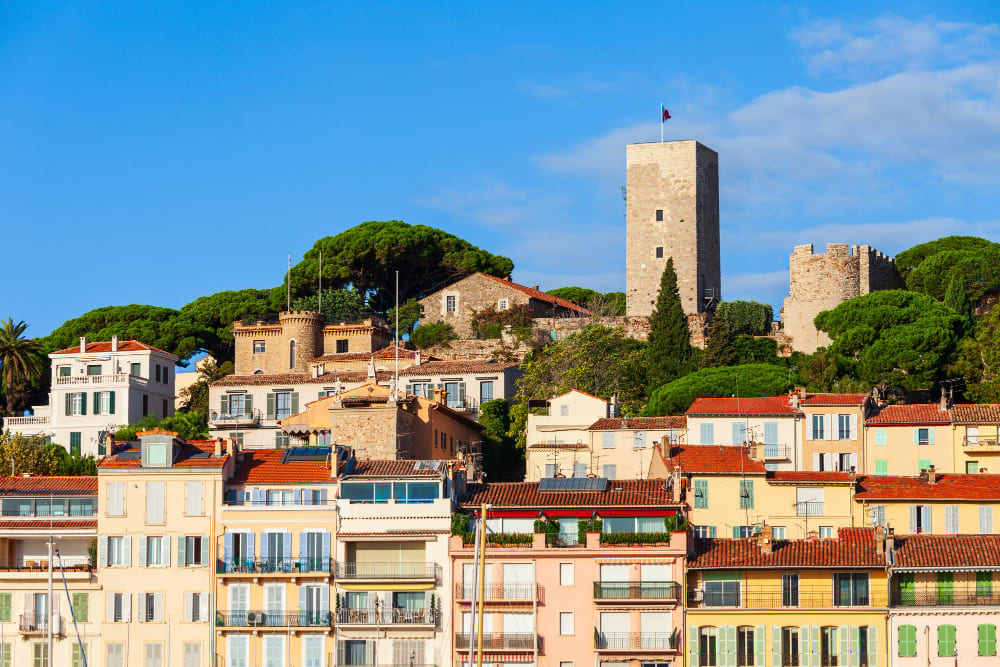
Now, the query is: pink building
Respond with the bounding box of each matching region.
[449,477,687,667]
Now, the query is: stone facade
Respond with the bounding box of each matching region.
[625,140,721,318]
[782,243,903,353]
[332,404,417,459]
[421,338,532,363]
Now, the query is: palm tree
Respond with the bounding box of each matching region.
[0,319,44,416]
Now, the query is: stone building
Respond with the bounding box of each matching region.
[417,272,591,339]
[625,140,721,318]
[781,243,903,353]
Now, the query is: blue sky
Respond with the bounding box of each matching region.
[3,2,999,336]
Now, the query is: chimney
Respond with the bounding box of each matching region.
[432,387,447,405]
[848,465,856,482]
[788,391,800,409]
[797,386,807,399]
[414,349,422,365]
[939,392,949,411]
[919,468,930,483]
[757,524,774,554]
[214,438,223,457]
[886,527,896,555]
[671,467,682,504]
[111,335,119,352]
[874,525,885,554]
[928,464,937,484]
[79,336,87,353]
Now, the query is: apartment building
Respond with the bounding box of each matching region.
[6,337,177,456]
[686,396,803,471]
[334,459,458,666]
[451,477,687,667]
[864,404,952,475]
[854,471,1000,534]
[525,390,617,481]
[0,476,100,667]
[686,526,890,667]
[96,430,230,667]
[947,404,1000,474]
[799,391,870,473]
[400,359,523,418]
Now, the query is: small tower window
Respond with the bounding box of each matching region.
[655,209,663,221]
[655,247,664,258]
[289,340,296,369]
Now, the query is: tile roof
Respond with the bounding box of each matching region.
[310,344,430,363]
[345,460,445,477]
[211,370,392,387]
[767,471,854,484]
[855,474,1000,500]
[590,416,687,430]
[477,273,592,314]
[0,476,97,495]
[399,360,520,376]
[50,340,176,358]
[893,534,1000,569]
[0,519,97,530]
[229,449,335,484]
[98,441,228,469]
[865,404,950,425]
[687,396,799,416]
[949,403,1000,424]
[461,479,677,508]
[801,393,868,406]
[688,528,886,569]
[668,446,767,475]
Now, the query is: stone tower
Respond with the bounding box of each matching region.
[232,310,324,375]
[625,140,721,317]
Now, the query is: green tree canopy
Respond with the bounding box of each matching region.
[714,301,774,336]
[956,304,1000,402]
[943,277,974,324]
[478,399,523,481]
[410,321,457,349]
[0,318,45,415]
[645,259,694,389]
[644,363,793,416]
[177,289,281,360]
[814,290,966,390]
[0,431,61,475]
[287,221,514,311]
[895,236,1000,283]
[291,287,367,323]
[114,411,209,442]
[906,247,1000,301]
[179,358,234,416]
[546,287,626,316]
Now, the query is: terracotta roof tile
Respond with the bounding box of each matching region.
[229,449,335,484]
[461,479,678,508]
[310,344,433,363]
[865,404,950,425]
[855,474,1000,500]
[98,442,228,469]
[768,471,854,484]
[949,404,1000,424]
[689,528,886,568]
[590,416,687,430]
[0,476,97,495]
[477,273,592,314]
[668,446,767,475]
[211,370,392,387]
[801,393,868,406]
[345,460,445,477]
[894,534,1000,569]
[50,340,176,358]
[687,396,799,416]
[399,360,520,376]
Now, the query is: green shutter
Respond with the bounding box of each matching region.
[109,390,115,415]
[694,480,708,508]
[688,626,699,666]
[979,624,997,656]
[898,573,915,605]
[755,625,765,666]
[733,526,741,538]
[708,526,716,538]
[92,391,100,415]
[291,392,299,414]
[866,626,877,667]
[938,572,954,604]
[0,642,9,667]
[178,536,187,566]
[739,480,754,509]
[938,625,956,657]
[80,391,86,415]
[244,393,252,416]
[72,593,88,623]
[221,395,228,416]
[839,625,849,667]
[898,625,915,657]
[875,459,888,475]
[978,571,993,597]
[0,593,10,622]
[65,393,72,416]
[799,626,809,667]
[266,393,275,419]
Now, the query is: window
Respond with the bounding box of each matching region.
[699,627,718,666]
[938,624,956,657]
[289,339,296,369]
[230,432,244,446]
[898,624,917,657]
[183,643,202,667]
[655,246,664,258]
[32,643,48,667]
[732,422,747,445]
[982,505,995,535]
[820,627,838,666]
[141,592,163,622]
[737,626,755,666]
[105,642,125,667]
[336,339,348,353]
[833,572,869,606]
[694,525,717,538]
[918,458,931,473]
[911,505,931,533]
[772,526,786,538]
[145,482,164,524]
[979,624,997,656]
[874,428,886,445]
[870,505,886,527]
[226,636,249,667]
[498,298,509,310]
[655,209,663,221]
[142,393,149,416]
[602,432,616,449]
[968,460,980,473]
[837,414,851,439]
[155,364,161,382]
[446,295,456,312]
[781,627,800,666]
[144,642,163,667]
[480,380,494,403]
[602,464,617,479]
[0,592,9,622]
[560,611,574,635]
[96,390,114,415]
[108,593,129,622]
[819,526,833,539]
[734,526,756,538]
[87,364,103,376]
[560,563,574,586]
[130,362,141,377]
[253,340,266,354]
[837,453,852,472]
[560,403,569,416]
[275,432,290,447]
[811,414,824,439]
[107,536,129,566]
[633,430,647,448]
[704,580,740,607]
[183,536,205,566]
[694,479,708,508]
[58,365,71,376]
[144,536,165,567]
[107,482,125,515]
[187,592,206,622]
[916,428,932,444]
[275,392,292,419]
[70,432,82,456]
[782,573,799,606]
[937,572,954,604]
[185,482,204,516]
[739,480,754,509]
[69,392,86,415]
[874,459,888,475]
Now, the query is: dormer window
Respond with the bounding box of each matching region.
[146,442,168,467]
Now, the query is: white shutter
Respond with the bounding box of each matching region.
[850,453,858,472]
[122,593,131,622]
[122,537,131,567]
[823,453,834,471]
[154,592,163,622]
[106,592,115,622]
[824,415,833,440]
[184,593,193,622]
[600,564,629,582]
[812,453,820,471]
[981,506,993,533]
[849,414,858,439]
[161,536,171,566]
[200,591,209,622]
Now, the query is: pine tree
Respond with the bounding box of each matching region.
[943,276,974,323]
[700,318,737,368]
[645,258,694,390]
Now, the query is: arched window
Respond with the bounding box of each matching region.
[289,340,296,369]
[253,370,263,375]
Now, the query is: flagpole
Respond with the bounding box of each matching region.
[660,103,664,143]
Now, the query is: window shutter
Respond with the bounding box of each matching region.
[798,626,809,666]
[93,391,100,415]
[929,429,935,445]
[109,390,115,415]
[138,538,147,567]
[65,393,71,416]
[733,526,741,538]
[688,626,699,667]
[106,593,114,623]
[813,453,820,471]
[266,393,275,419]
[200,591,209,622]
[811,626,820,666]
[98,536,108,567]
[138,593,146,622]
[184,593,193,623]
[909,506,918,534]
[0,593,10,622]
[77,593,88,623]
[839,625,849,667]
[291,392,299,414]
[755,625,765,666]
[178,536,186,567]
[220,395,228,416]
[772,626,782,666]
[122,593,131,622]
[161,536,170,567]
[224,533,234,565]
[283,531,292,564]
[122,537,131,567]
[823,414,833,440]
[202,535,210,567]
[981,506,993,533]
[867,626,877,665]
[977,571,993,597]
[849,626,860,667]
[80,391,87,415]
[731,423,742,446]
[154,592,163,622]
[923,506,933,533]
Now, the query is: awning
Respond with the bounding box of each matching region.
[280,424,329,435]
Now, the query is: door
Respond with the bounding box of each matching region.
[600,564,630,599]
[263,635,285,667]
[302,585,322,624]
[34,593,48,629]
[463,562,493,599]
[265,585,284,625]
[600,612,630,649]
[640,564,672,598]
[229,584,249,625]
[640,612,672,648]
[503,612,535,647]
[503,563,534,600]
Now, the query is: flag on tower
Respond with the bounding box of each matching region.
[661,105,671,121]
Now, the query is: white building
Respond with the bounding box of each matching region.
[685,396,803,471]
[5,336,177,456]
[524,389,618,481]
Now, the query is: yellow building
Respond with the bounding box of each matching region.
[854,470,1000,534]
[799,391,871,472]
[864,403,952,476]
[686,526,889,667]
[649,444,855,540]
[947,403,1000,474]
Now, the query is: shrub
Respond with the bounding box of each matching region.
[451,513,471,536]
[715,301,774,336]
[471,304,534,340]
[578,518,603,534]
[600,532,672,545]
[485,532,532,545]
[410,321,458,349]
[644,363,792,415]
[533,518,559,534]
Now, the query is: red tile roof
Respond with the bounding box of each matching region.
[590,416,687,430]
[865,404,950,425]
[767,471,854,484]
[310,344,432,363]
[668,446,767,475]
[949,404,1000,424]
[477,273,592,314]
[687,396,798,416]
[0,476,97,495]
[893,534,1000,569]
[688,528,886,568]
[98,441,228,469]
[211,370,392,387]
[399,360,520,376]
[50,340,176,358]
[229,449,335,484]
[0,519,97,530]
[461,479,678,508]
[345,460,445,477]
[855,474,1000,500]
[801,393,868,406]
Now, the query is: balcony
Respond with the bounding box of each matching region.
[209,409,263,427]
[19,614,64,635]
[595,631,677,651]
[335,607,439,626]
[962,437,1000,452]
[455,633,536,651]
[55,373,145,387]
[4,415,50,427]
[445,398,479,415]
[689,589,886,609]
[334,562,437,580]
[762,444,792,460]
[796,501,825,517]
[593,581,679,602]
[456,582,543,602]
[0,559,93,579]
[215,610,331,628]
[891,585,1000,607]
[216,557,331,575]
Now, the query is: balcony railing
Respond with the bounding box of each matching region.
[336,608,438,625]
[762,444,792,459]
[691,589,885,609]
[456,582,541,601]
[209,409,263,426]
[796,501,825,517]
[595,632,677,650]
[216,610,331,627]
[335,562,437,579]
[594,581,680,601]
[19,614,63,634]
[4,415,50,426]
[892,586,1000,607]
[0,558,92,572]
[216,557,331,574]
[455,633,535,650]
[446,398,479,413]
[56,374,141,386]
[963,437,1000,448]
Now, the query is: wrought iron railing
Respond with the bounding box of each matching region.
[454,633,536,650]
[334,562,437,579]
[892,585,1000,607]
[216,557,331,574]
[593,581,679,601]
[19,614,63,633]
[335,608,438,625]
[215,610,331,627]
[595,631,677,650]
[691,589,885,609]
[456,582,541,601]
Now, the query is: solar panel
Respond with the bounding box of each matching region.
[117,452,142,460]
[413,460,441,471]
[538,477,607,492]
[282,446,333,463]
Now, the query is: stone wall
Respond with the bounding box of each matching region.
[233,311,324,375]
[625,141,721,318]
[320,318,392,355]
[781,243,903,353]
[331,406,416,459]
[418,273,533,338]
[422,338,533,363]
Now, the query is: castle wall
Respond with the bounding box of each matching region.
[232,311,323,375]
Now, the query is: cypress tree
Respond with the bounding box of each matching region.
[943,276,974,323]
[645,258,694,390]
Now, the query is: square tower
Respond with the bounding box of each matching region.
[625,140,721,317]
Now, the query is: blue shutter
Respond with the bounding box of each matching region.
[224,533,234,569]
[764,422,778,445]
[322,532,331,571]
[260,533,269,561]
[299,532,308,570]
